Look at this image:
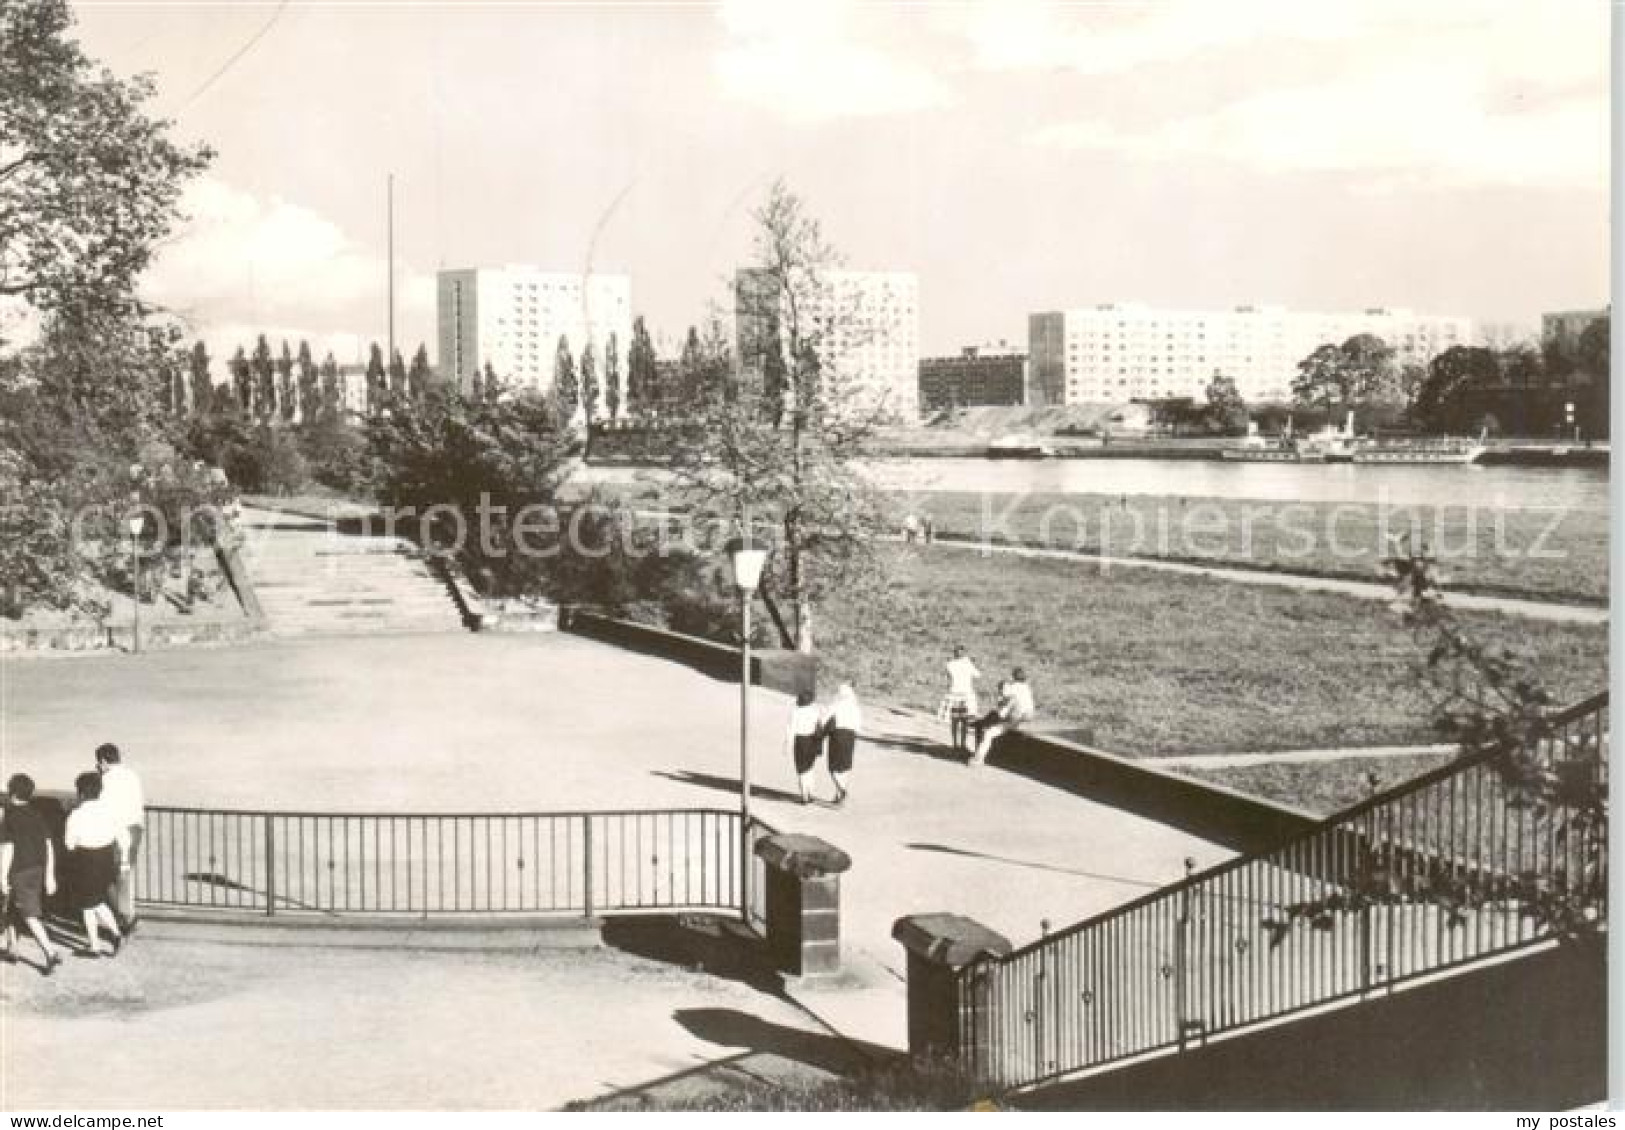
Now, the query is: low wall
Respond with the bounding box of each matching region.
[0,616,261,655]
[564,611,818,696]
[1018,938,1607,1110]
[989,730,1319,853]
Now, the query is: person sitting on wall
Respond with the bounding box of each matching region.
[970,668,1035,768]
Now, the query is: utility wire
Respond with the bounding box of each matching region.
[174,0,291,112]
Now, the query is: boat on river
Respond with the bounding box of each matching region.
[986,434,1052,459]
[1351,438,1486,464]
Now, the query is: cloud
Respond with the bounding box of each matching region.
[713,0,952,122]
[141,177,433,349]
[1018,1,1608,191]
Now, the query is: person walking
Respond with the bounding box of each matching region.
[63,772,125,957]
[95,743,144,934]
[823,683,862,806]
[1,775,63,975]
[785,690,825,805]
[971,667,1036,767]
[939,645,982,753]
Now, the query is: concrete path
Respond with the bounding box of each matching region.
[0,926,836,1110]
[1,631,1232,1077]
[921,537,1609,625]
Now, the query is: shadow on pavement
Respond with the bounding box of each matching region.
[863,731,966,763]
[650,769,805,805]
[600,915,784,996]
[673,1007,883,1075]
[904,841,1163,889]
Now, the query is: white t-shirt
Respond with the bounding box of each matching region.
[787,703,823,739]
[100,764,145,830]
[826,695,862,732]
[1001,682,1036,726]
[946,657,981,696]
[65,798,129,856]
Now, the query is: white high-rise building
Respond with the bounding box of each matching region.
[735,269,919,419]
[1028,304,1474,406]
[437,267,632,408]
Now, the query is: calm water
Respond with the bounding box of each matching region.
[583,457,1608,514]
[856,458,1609,514]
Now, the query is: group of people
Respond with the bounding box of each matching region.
[940,645,1036,765]
[0,744,145,975]
[784,682,862,806]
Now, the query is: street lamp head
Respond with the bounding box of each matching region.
[126,514,144,538]
[728,545,768,594]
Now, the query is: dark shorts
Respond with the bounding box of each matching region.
[827,728,857,773]
[6,866,45,921]
[68,845,117,912]
[792,734,822,774]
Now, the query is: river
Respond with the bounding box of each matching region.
[580,457,1608,514]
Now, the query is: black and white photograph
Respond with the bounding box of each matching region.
[0,0,1614,1115]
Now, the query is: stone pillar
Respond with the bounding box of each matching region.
[753,833,851,980]
[892,913,1012,1063]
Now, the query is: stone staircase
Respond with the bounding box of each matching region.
[237,509,467,637]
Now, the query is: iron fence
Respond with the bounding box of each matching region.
[138,807,769,920]
[958,692,1609,1089]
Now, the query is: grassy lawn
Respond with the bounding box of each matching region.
[903,491,1608,604]
[1173,753,1457,815]
[813,547,1607,757]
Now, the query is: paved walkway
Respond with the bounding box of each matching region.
[921,537,1609,625]
[1,631,1232,1088]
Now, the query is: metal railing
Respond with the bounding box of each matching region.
[138,807,769,920]
[957,692,1609,1089]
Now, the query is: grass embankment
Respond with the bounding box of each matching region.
[902,491,1608,604]
[814,548,1607,758]
[1176,753,1456,815]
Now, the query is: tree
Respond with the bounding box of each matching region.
[1410,346,1500,433]
[250,335,275,422]
[580,339,599,427]
[365,343,386,417]
[481,360,499,401]
[407,343,432,403]
[228,346,251,414]
[669,181,892,652]
[188,342,211,418]
[1203,373,1249,435]
[604,332,621,422]
[554,336,578,423]
[275,340,296,423]
[388,347,408,402]
[1292,334,1399,420]
[318,352,342,421]
[0,0,213,323]
[295,340,319,423]
[627,315,656,417]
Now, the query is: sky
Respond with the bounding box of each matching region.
[66,0,1611,366]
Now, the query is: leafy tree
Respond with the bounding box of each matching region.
[188,342,211,418]
[295,340,319,423]
[669,181,892,652]
[365,343,386,417]
[481,360,500,402]
[318,352,342,421]
[678,326,704,406]
[228,346,251,414]
[0,0,213,321]
[407,343,432,402]
[250,335,275,422]
[366,390,570,594]
[580,339,599,426]
[1292,334,1400,419]
[627,315,656,416]
[1203,373,1249,435]
[1410,346,1500,433]
[604,332,621,421]
[388,347,408,402]
[555,335,578,423]
[275,340,295,422]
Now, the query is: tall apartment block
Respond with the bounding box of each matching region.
[437,267,632,406]
[735,269,919,419]
[918,343,1027,412]
[1028,304,1474,406]
[1541,307,1609,351]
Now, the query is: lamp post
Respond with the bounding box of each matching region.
[728,540,768,914]
[127,513,144,654]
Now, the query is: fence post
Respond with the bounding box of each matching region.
[263,814,276,918]
[582,814,595,920]
[1176,857,1193,1050]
